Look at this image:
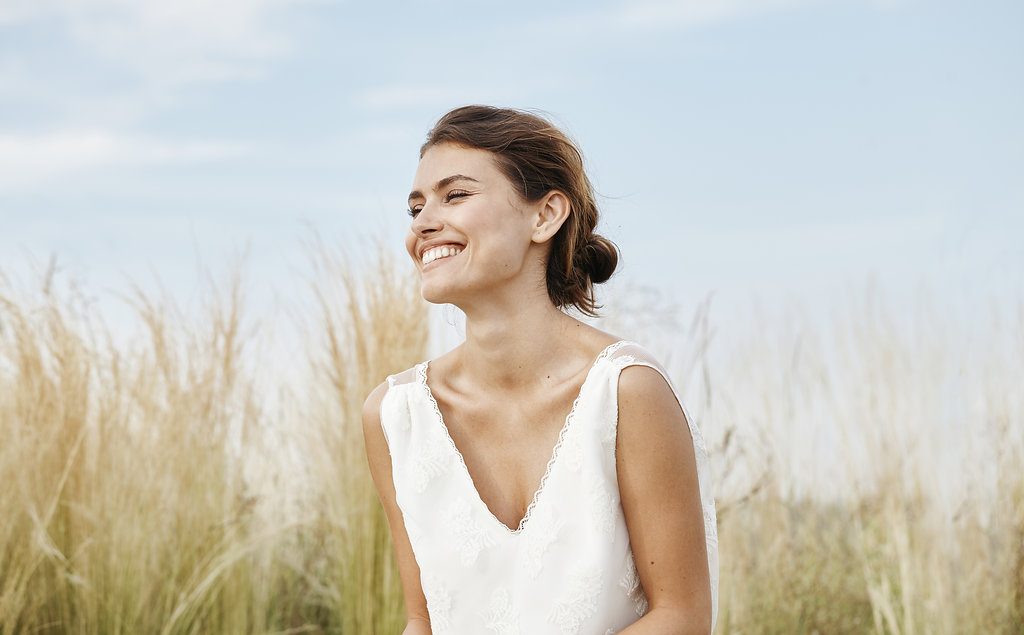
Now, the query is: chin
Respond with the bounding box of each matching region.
[420,282,454,305]
[421,275,473,307]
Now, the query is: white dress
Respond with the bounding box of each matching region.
[379,339,719,634]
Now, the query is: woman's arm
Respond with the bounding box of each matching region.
[615,365,713,635]
[363,381,433,633]
[618,607,703,634]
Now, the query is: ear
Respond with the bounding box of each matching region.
[531,190,571,244]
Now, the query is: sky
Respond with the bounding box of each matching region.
[1,0,1021,371]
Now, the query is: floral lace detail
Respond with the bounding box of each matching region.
[521,504,565,579]
[690,421,710,463]
[395,397,412,432]
[479,586,521,634]
[409,435,454,493]
[609,353,638,369]
[599,404,618,462]
[447,497,498,566]
[619,550,649,617]
[548,565,604,634]
[561,426,584,472]
[421,572,454,634]
[589,476,617,540]
[704,504,719,545]
[604,630,618,635]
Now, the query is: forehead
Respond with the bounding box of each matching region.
[413,143,501,184]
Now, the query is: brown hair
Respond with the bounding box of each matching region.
[419,104,619,318]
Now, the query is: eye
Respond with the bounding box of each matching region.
[407,190,470,218]
[445,189,470,202]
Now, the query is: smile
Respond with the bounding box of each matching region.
[422,247,463,270]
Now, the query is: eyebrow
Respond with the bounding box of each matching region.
[408,174,480,204]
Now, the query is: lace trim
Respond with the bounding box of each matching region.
[418,339,635,535]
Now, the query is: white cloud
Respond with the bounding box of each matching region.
[64,0,295,85]
[0,0,322,126]
[0,129,249,192]
[1,0,314,83]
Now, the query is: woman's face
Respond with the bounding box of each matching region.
[405,142,542,306]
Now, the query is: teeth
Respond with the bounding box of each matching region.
[422,245,463,265]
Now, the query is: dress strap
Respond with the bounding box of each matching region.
[387,365,420,388]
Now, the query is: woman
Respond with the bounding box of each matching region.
[362,105,719,634]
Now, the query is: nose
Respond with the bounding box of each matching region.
[411,199,444,238]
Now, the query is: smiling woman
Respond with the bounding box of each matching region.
[363,105,718,635]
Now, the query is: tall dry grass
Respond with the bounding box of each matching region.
[0,237,1020,634]
[704,282,1024,634]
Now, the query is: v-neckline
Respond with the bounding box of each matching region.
[418,339,629,535]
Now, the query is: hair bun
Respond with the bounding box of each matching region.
[581,233,618,285]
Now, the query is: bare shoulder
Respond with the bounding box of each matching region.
[361,379,393,501]
[580,325,624,351]
[362,380,393,461]
[360,379,432,625]
[615,361,700,494]
[616,362,688,429]
[362,380,391,432]
[615,363,711,627]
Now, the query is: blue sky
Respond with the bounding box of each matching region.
[1,0,1021,365]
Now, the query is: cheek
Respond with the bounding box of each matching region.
[470,221,530,263]
[474,240,526,275]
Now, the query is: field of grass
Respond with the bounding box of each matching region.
[1,239,1021,634]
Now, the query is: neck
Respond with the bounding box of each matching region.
[454,301,590,394]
